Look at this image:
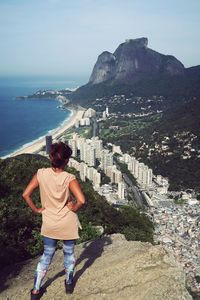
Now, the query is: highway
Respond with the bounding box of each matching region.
[122,173,147,208]
[113,158,147,208]
[91,117,98,137]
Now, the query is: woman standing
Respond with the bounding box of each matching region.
[22,142,85,299]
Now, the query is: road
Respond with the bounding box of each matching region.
[122,173,147,208]
[113,158,147,208]
[91,117,98,137]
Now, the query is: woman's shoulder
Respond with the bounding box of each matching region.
[37,167,51,173]
[63,171,76,183]
[37,167,51,178]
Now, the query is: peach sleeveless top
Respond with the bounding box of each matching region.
[37,168,80,240]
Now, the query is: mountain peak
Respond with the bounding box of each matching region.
[124,37,148,48]
[89,37,184,85]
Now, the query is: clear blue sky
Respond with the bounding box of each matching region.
[0,0,199,81]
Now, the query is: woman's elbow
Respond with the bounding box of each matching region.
[80,195,86,205]
[22,191,28,200]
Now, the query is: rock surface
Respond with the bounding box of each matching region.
[89,38,185,85]
[0,234,192,300]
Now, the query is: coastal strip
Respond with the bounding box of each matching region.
[9,107,85,157]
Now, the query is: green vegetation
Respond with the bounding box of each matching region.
[98,97,200,191]
[195,276,200,284]
[99,114,159,153]
[0,154,154,269]
[63,125,93,140]
[99,170,111,185]
[174,198,186,205]
[75,126,93,139]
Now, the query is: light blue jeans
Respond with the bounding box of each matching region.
[33,236,75,291]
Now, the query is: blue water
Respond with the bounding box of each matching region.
[0,77,84,158]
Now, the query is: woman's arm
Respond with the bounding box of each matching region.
[22,174,44,213]
[67,179,85,212]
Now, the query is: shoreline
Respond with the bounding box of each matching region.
[8,107,85,157]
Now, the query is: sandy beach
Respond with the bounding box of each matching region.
[10,108,85,157]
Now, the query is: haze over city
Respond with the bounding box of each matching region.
[0,0,200,81]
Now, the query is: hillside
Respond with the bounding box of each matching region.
[98,97,200,191]
[157,97,200,135]
[141,98,200,190]
[0,234,192,300]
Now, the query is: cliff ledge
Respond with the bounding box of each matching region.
[0,234,191,300]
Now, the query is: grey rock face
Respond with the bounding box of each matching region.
[89,51,116,84]
[0,234,192,300]
[89,38,185,85]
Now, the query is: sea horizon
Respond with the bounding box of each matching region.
[0,76,85,158]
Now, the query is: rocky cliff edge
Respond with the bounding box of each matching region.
[0,234,192,300]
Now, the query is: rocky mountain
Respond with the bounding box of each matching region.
[89,37,184,85]
[71,38,200,104]
[0,234,192,300]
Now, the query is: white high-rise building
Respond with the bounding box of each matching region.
[87,167,94,181]
[85,118,90,126]
[68,139,77,157]
[102,111,106,120]
[68,155,101,187]
[80,162,87,182]
[72,133,79,141]
[118,182,125,199]
[128,161,132,172]
[138,162,145,184]
[105,165,115,183]
[114,170,123,184]
[128,157,136,172]
[93,170,101,187]
[123,153,131,163]
[105,165,122,184]
[112,144,122,154]
[133,160,139,178]
[79,140,96,167]
[91,137,103,159]
[79,142,85,161]
[141,165,149,186]
[106,106,109,116]
[80,119,85,126]
[68,158,80,171]
[84,108,96,118]
[147,169,153,186]
[101,150,113,171]
[76,137,86,150]
[86,146,96,167]
[79,118,91,126]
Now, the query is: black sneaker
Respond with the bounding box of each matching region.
[64,280,74,294]
[30,288,43,300]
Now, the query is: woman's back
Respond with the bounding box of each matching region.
[37,167,75,214]
[37,167,80,240]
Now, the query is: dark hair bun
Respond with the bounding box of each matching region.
[50,142,72,168]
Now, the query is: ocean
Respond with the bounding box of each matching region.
[0,76,82,158]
